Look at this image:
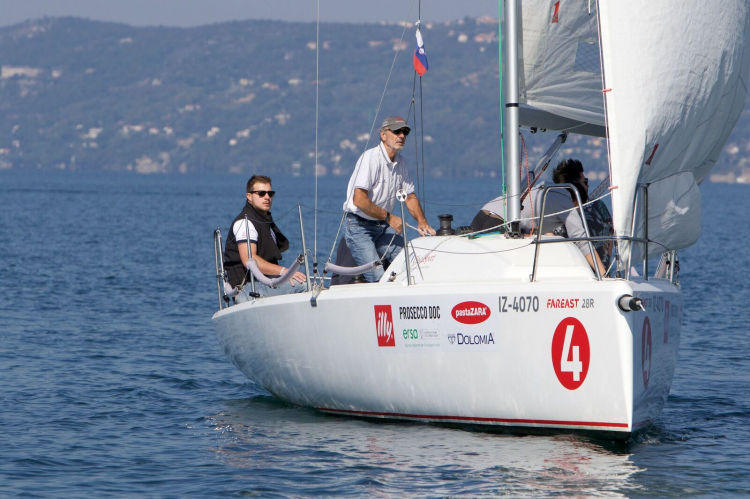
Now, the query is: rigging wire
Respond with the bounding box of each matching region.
[409,72,420,203]
[403,188,614,237]
[324,0,417,267]
[419,74,426,217]
[417,0,426,216]
[406,13,428,215]
[314,0,320,258]
[408,242,536,255]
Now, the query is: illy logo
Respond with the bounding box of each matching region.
[374,305,395,347]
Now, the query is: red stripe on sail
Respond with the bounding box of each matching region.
[645,144,659,165]
[552,1,560,23]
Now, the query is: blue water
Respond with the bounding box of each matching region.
[1,170,749,497]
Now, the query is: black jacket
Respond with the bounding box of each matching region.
[223,202,290,288]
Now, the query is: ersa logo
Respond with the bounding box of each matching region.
[451,301,491,325]
[374,305,396,347]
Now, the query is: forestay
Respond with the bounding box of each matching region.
[599,1,750,262]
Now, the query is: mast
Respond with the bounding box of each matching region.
[502,0,521,232]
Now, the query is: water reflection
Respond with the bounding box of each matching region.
[208,395,643,496]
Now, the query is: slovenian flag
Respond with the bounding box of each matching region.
[413,27,428,76]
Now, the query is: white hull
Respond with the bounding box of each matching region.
[212,235,681,439]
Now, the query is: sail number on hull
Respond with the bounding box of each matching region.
[551,317,591,390]
[560,325,583,381]
[499,295,540,313]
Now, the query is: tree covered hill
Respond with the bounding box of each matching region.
[1,16,749,179]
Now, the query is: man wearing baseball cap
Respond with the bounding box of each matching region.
[342,115,435,282]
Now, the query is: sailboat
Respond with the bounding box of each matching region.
[211,1,750,440]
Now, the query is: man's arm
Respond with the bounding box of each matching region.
[404,193,436,236]
[238,242,306,284]
[352,189,435,236]
[352,188,404,234]
[585,251,607,277]
[563,208,606,276]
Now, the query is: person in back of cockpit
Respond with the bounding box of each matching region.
[521,159,606,275]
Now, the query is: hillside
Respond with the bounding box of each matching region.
[1,17,749,180]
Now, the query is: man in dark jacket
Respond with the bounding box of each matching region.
[223,175,306,299]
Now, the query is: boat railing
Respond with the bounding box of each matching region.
[215,187,672,308]
[531,184,601,281]
[530,183,662,283]
[213,228,227,310]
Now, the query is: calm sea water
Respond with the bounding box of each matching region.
[1,170,749,497]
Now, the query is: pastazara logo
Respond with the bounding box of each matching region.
[374,305,395,347]
[451,301,491,324]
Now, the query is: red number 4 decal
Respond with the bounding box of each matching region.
[552,317,590,390]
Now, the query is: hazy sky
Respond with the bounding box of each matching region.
[0,0,501,27]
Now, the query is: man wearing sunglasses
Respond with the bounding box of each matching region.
[223,174,306,298]
[342,116,435,283]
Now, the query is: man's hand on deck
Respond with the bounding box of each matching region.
[417,221,436,236]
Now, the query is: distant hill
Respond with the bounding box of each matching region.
[1,16,749,181]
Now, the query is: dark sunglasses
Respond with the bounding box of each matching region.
[583,177,589,185]
[251,190,276,198]
[388,128,410,137]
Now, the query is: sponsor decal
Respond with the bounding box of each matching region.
[419,330,439,340]
[551,317,590,390]
[410,253,436,266]
[446,332,495,346]
[456,332,494,345]
[641,296,665,313]
[402,328,441,348]
[399,306,441,320]
[547,298,580,309]
[544,298,595,310]
[642,317,652,388]
[401,253,437,272]
[374,305,395,347]
[451,301,491,325]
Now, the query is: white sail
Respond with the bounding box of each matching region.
[518,0,605,130]
[598,1,750,259]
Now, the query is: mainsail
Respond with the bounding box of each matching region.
[518,0,750,264]
[518,0,605,135]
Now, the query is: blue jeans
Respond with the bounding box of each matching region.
[235,279,306,303]
[343,213,404,282]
